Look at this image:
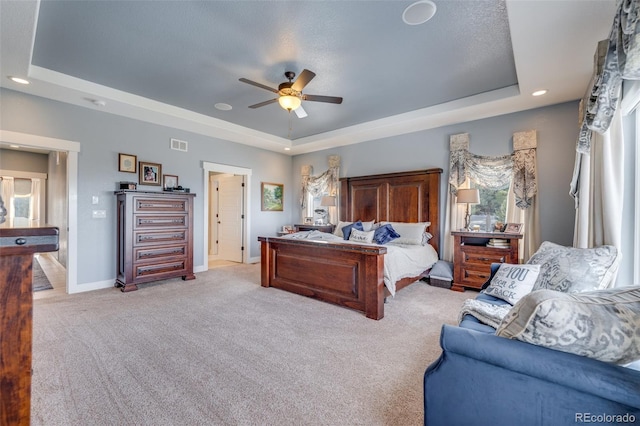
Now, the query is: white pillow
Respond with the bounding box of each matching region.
[349,229,375,244]
[333,221,352,236]
[381,222,430,245]
[361,220,376,231]
[483,264,540,305]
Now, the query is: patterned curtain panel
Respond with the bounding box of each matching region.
[578,0,640,154]
[300,155,340,209]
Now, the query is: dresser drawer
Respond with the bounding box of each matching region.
[134,196,189,213]
[134,229,188,246]
[134,259,187,279]
[133,244,187,262]
[460,266,493,286]
[460,246,508,266]
[134,214,188,229]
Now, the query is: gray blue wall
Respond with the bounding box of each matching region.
[1,88,294,288]
[292,102,581,250]
[2,88,634,288]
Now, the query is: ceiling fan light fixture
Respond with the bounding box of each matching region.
[278,95,301,111]
[402,0,437,25]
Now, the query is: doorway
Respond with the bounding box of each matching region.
[202,161,252,269]
[209,173,244,264]
[0,130,79,293]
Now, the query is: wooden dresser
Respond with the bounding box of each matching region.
[0,226,59,426]
[115,191,196,292]
[451,231,522,291]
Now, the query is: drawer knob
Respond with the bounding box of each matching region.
[15,238,27,245]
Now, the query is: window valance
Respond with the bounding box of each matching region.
[448,131,538,209]
[300,155,340,209]
[577,0,640,154]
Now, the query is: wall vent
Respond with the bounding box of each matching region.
[170,138,188,152]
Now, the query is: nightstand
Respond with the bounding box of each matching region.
[451,231,522,292]
[294,224,335,233]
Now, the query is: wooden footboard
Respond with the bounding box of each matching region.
[259,236,388,319]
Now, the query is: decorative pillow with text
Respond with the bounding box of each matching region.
[349,229,375,244]
[484,263,540,305]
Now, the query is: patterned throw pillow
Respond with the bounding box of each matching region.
[349,228,375,244]
[341,221,363,240]
[483,264,540,305]
[373,224,400,245]
[496,287,640,364]
[528,241,620,292]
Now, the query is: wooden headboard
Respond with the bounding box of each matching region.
[338,169,442,254]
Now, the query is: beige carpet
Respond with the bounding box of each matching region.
[31,264,471,426]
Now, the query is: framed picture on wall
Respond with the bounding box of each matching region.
[139,161,162,186]
[261,182,283,211]
[118,153,137,173]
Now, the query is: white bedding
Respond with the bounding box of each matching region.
[281,230,438,296]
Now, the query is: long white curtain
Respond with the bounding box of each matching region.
[573,100,624,252]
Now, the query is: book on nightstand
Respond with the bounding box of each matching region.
[487,238,510,248]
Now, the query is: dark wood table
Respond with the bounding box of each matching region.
[0,226,59,426]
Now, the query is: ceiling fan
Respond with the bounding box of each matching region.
[239,69,343,118]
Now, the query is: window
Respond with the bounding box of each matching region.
[468,184,509,232]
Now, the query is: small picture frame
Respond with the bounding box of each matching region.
[282,225,294,233]
[504,223,523,234]
[139,161,162,186]
[304,217,313,225]
[163,174,178,189]
[261,182,283,211]
[118,153,137,173]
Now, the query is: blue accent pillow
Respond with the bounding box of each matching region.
[342,221,364,240]
[373,223,400,244]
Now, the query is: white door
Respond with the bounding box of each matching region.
[217,175,244,262]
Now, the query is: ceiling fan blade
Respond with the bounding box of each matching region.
[294,105,308,118]
[291,69,316,92]
[248,98,278,108]
[302,94,343,104]
[239,78,279,94]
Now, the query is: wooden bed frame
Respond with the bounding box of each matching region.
[259,168,442,320]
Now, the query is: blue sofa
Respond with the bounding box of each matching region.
[423,265,640,426]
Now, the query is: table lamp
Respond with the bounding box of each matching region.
[456,189,480,230]
[320,195,336,225]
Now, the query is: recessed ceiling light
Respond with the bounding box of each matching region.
[9,144,20,149]
[402,0,437,25]
[215,103,232,111]
[532,89,548,97]
[284,147,291,151]
[9,76,30,85]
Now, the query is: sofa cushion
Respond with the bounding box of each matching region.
[527,241,620,292]
[496,287,640,364]
[483,263,540,305]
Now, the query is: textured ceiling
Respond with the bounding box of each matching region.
[0,0,617,154]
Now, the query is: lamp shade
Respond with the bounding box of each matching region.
[456,188,480,204]
[278,95,301,111]
[320,196,336,207]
